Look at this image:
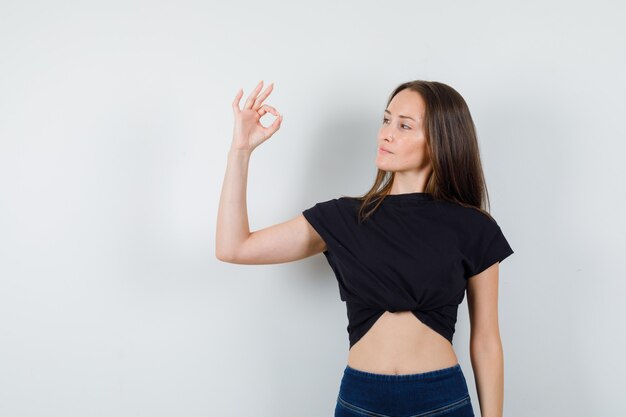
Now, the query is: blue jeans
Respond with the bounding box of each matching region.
[335,363,475,417]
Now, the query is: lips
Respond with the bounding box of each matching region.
[379,147,393,154]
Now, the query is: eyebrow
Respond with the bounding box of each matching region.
[384,109,416,122]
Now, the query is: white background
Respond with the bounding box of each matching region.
[1,1,625,416]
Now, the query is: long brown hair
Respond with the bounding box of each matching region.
[344,80,495,223]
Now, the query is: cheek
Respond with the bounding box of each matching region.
[396,144,428,167]
[402,144,423,160]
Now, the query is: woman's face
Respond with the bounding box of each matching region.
[375,89,431,173]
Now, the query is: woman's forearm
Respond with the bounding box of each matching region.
[216,81,281,261]
[470,342,504,417]
[215,147,252,261]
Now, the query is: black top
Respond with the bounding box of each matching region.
[302,192,514,349]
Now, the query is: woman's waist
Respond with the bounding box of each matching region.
[346,323,458,375]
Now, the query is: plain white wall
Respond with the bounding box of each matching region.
[1,0,625,416]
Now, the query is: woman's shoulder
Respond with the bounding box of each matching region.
[335,195,499,225]
[434,200,501,232]
[438,199,495,220]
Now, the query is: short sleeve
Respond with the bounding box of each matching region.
[302,198,347,255]
[466,221,514,278]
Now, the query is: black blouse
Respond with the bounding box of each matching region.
[302,192,514,350]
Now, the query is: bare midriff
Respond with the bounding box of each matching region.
[346,311,459,376]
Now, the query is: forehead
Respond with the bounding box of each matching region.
[387,89,425,117]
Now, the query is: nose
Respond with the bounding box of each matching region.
[381,126,394,141]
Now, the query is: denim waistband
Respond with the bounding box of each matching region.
[344,363,461,382]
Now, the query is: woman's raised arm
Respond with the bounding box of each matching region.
[215,81,326,264]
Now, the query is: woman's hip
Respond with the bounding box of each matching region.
[334,363,475,417]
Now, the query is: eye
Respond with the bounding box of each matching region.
[402,124,411,129]
[382,117,389,124]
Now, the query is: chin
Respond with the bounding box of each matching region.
[375,162,396,172]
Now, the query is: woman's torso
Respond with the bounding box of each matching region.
[347,311,459,375]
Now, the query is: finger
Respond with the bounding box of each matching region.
[232,88,243,114]
[244,80,264,110]
[257,104,279,117]
[252,82,274,110]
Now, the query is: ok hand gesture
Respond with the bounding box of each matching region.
[231,80,283,153]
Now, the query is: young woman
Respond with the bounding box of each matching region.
[216,79,514,417]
